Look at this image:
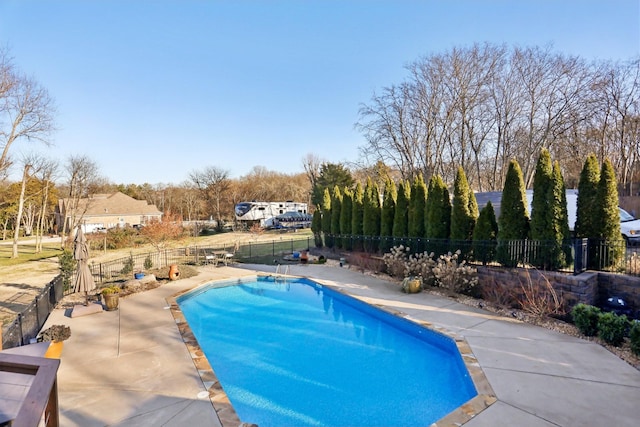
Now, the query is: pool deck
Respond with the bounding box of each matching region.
[27,264,640,426]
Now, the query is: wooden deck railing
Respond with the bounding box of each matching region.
[0,353,60,427]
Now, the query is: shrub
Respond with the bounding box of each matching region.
[38,324,71,342]
[121,257,134,275]
[144,255,153,270]
[517,270,565,318]
[405,251,436,288]
[597,312,628,346]
[432,250,478,296]
[58,249,76,292]
[382,245,410,278]
[101,285,120,295]
[480,277,518,308]
[630,321,640,356]
[571,303,601,336]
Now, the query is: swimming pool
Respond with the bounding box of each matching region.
[177,276,478,427]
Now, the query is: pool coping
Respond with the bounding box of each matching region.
[166,274,497,427]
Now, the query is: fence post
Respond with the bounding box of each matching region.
[18,313,24,346]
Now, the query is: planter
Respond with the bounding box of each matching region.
[169,264,180,280]
[134,272,145,280]
[402,277,422,294]
[103,293,119,311]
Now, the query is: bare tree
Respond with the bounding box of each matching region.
[62,155,101,241]
[189,166,231,229]
[11,162,31,257]
[0,48,56,177]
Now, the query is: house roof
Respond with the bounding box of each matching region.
[59,192,162,217]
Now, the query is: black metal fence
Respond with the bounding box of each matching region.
[85,237,314,285]
[324,234,640,276]
[1,275,65,349]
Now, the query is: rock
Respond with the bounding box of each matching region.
[140,274,156,284]
[124,279,142,292]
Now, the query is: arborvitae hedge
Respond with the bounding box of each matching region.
[575,153,600,239]
[545,161,571,269]
[321,187,333,248]
[473,201,498,264]
[340,187,353,250]
[331,185,343,249]
[311,210,322,247]
[351,181,364,251]
[497,159,530,267]
[409,174,427,238]
[451,166,478,241]
[530,149,553,242]
[363,178,381,252]
[595,158,623,267]
[380,178,397,252]
[393,180,410,238]
[425,174,451,239]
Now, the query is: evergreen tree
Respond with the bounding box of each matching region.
[530,149,553,241]
[595,158,624,268]
[340,187,353,250]
[545,161,571,269]
[530,149,554,268]
[363,178,381,252]
[351,181,364,251]
[331,186,343,249]
[473,201,498,264]
[497,160,530,267]
[321,187,333,248]
[311,163,354,208]
[393,180,410,240]
[425,174,451,239]
[451,166,478,241]
[408,174,427,239]
[380,178,397,252]
[311,210,323,247]
[425,174,451,256]
[575,154,600,239]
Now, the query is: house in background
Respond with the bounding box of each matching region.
[55,192,163,234]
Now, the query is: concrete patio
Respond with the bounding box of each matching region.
[26,264,640,426]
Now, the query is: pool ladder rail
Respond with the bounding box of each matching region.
[274,264,290,281]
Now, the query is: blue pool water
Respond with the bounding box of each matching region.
[177,276,477,427]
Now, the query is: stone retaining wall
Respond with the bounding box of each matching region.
[477,266,640,312]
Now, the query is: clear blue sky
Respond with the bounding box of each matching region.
[1,0,638,185]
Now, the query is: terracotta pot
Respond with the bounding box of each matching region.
[103,293,119,311]
[169,264,180,280]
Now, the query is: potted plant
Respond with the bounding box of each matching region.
[102,286,120,311]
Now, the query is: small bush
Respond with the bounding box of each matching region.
[571,303,601,336]
[406,251,436,288]
[382,245,410,278]
[432,250,478,296]
[597,312,628,347]
[480,277,518,308]
[38,324,71,342]
[58,249,76,292]
[101,285,120,295]
[144,255,153,270]
[630,321,640,356]
[518,270,565,319]
[121,257,134,275]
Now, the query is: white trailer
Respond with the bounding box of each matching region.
[234,201,309,228]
